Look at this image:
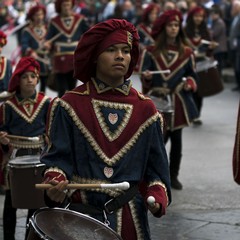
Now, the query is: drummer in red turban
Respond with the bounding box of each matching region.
[26,4,46,21]
[8,56,40,93]
[74,18,140,82]
[41,19,171,240]
[0,56,50,240]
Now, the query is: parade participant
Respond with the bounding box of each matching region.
[184,6,218,125]
[209,4,227,77]
[0,30,12,94]
[0,30,12,195]
[140,10,199,190]
[44,0,89,97]
[233,102,240,185]
[135,3,160,91]
[21,4,49,93]
[40,19,171,240]
[137,3,160,50]
[0,57,51,240]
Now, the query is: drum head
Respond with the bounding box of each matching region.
[32,208,122,240]
[9,155,41,166]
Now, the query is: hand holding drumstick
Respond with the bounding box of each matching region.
[0,131,10,145]
[147,196,161,214]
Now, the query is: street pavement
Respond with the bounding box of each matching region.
[0,35,240,239]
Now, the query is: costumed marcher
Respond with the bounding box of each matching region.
[0,30,12,94]
[21,4,49,93]
[233,102,240,185]
[135,3,160,80]
[0,57,51,240]
[209,4,227,78]
[184,6,218,125]
[0,30,12,195]
[43,0,89,97]
[228,0,240,92]
[40,19,171,240]
[139,9,199,190]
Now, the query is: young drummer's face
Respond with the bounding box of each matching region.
[61,1,72,16]
[193,13,204,26]
[165,20,180,39]
[19,71,38,93]
[96,43,131,82]
[33,10,45,24]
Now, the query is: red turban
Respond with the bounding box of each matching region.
[74,19,140,83]
[8,57,40,93]
[0,31,7,46]
[187,6,205,20]
[142,3,160,24]
[27,4,46,21]
[55,0,75,14]
[151,9,183,40]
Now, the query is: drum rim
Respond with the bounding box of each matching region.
[8,155,43,167]
[30,207,122,239]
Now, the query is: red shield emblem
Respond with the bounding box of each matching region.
[108,113,118,125]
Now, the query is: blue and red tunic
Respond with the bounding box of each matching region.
[46,13,89,73]
[21,24,49,76]
[41,78,171,240]
[139,45,199,130]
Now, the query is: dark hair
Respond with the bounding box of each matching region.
[185,13,211,40]
[210,4,223,18]
[153,25,187,58]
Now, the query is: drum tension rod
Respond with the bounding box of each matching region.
[103,209,110,227]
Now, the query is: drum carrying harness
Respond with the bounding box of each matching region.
[66,184,138,225]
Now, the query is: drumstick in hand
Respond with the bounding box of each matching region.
[7,135,40,142]
[36,181,130,190]
[147,196,156,207]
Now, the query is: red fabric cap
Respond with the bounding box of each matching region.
[74,19,140,83]
[0,31,7,46]
[94,29,134,60]
[187,6,205,20]
[142,3,160,23]
[8,57,40,93]
[55,0,75,13]
[151,9,183,40]
[27,4,46,21]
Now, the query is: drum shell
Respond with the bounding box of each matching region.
[197,66,224,97]
[8,156,46,209]
[27,208,123,240]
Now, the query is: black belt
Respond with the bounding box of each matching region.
[68,184,138,215]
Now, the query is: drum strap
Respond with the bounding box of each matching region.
[69,184,138,215]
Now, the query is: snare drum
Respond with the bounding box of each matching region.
[27,208,122,240]
[8,155,46,209]
[196,59,224,97]
[149,95,174,129]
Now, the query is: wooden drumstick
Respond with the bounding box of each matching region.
[35,181,130,190]
[201,39,219,46]
[134,69,171,76]
[149,70,171,74]
[7,135,40,142]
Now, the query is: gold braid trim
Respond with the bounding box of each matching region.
[58,99,160,166]
[71,176,124,197]
[129,200,144,240]
[6,95,49,124]
[92,99,133,142]
[157,112,164,133]
[149,180,169,205]
[116,208,123,236]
